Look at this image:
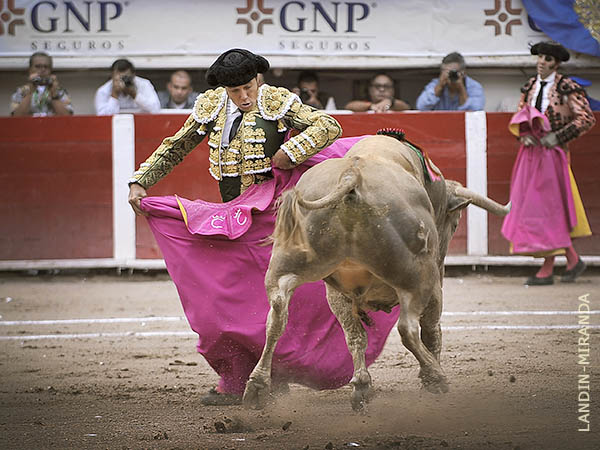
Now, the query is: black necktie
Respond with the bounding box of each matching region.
[228,113,243,144]
[534,81,547,112]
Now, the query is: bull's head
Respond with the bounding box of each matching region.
[428,179,511,272]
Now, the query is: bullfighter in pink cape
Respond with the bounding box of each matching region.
[127,49,399,405]
[501,41,595,286]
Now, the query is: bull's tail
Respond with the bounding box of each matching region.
[296,162,362,210]
[272,188,309,250]
[272,161,362,252]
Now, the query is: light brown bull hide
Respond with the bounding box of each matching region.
[243,135,509,411]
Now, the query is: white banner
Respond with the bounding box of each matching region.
[0,0,568,68]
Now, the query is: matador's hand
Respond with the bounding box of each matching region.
[520,135,538,147]
[540,132,559,149]
[272,149,295,170]
[128,183,148,216]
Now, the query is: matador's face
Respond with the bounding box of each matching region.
[226,78,259,112]
[536,54,559,79]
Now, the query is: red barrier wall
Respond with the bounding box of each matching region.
[1,112,595,261]
[0,116,113,260]
[487,112,600,255]
[134,112,467,258]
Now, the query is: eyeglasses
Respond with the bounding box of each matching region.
[370,83,394,90]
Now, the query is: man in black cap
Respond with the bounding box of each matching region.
[128,48,342,205]
[506,41,595,286]
[518,41,595,149]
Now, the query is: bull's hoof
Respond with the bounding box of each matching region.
[350,385,374,412]
[419,369,449,394]
[242,378,270,410]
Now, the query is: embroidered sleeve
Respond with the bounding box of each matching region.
[128,114,207,188]
[279,100,342,165]
[554,80,596,146]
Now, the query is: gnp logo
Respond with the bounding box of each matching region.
[0,0,25,35]
[236,0,371,35]
[0,0,125,36]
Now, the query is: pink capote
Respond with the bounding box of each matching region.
[140,137,401,395]
[501,105,577,254]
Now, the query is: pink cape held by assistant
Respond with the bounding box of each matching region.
[140,137,401,395]
[501,105,583,255]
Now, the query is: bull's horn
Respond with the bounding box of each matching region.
[454,186,511,216]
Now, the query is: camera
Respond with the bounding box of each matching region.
[299,88,311,103]
[448,70,460,82]
[31,76,52,86]
[121,75,134,87]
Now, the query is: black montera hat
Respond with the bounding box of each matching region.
[530,41,570,62]
[205,49,269,87]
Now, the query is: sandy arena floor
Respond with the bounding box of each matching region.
[0,271,598,449]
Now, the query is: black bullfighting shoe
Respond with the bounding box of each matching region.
[561,258,586,283]
[200,387,242,406]
[524,275,554,286]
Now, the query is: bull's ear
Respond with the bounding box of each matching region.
[447,196,471,213]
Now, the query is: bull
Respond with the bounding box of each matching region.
[243,134,510,411]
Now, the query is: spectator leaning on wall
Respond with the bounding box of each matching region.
[344,73,410,113]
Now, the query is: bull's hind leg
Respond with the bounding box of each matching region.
[243,272,299,409]
[325,284,371,411]
[420,284,443,362]
[396,289,449,394]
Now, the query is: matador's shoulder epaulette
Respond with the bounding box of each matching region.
[520,77,535,94]
[192,87,227,124]
[557,75,586,96]
[257,84,300,121]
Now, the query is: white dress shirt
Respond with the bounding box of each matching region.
[94,75,161,115]
[530,71,556,114]
[221,99,242,147]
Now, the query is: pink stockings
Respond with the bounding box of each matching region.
[535,245,579,278]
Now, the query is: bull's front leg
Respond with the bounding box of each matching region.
[325,284,371,412]
[243,273,298,409]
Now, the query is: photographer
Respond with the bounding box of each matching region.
[292,71,337,110]
[416,52,484,111]
[94,59,160,116]
[11,52,73,116]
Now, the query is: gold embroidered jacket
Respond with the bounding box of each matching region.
[129,84,342,196]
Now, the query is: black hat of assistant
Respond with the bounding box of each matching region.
[530,41,570,62]
[205,49,269,87]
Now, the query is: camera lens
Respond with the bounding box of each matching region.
[300,88,311,103]
[448,70,459,81]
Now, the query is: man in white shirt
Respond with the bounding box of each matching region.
[94,59,161,115]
